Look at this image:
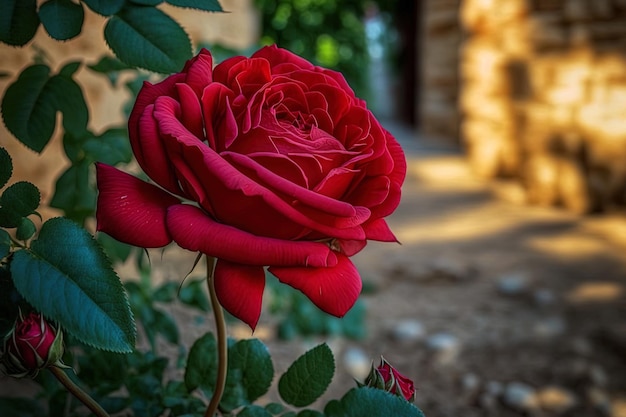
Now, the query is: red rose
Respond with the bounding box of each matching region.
[1,312,63,377]
[365,357,416,402]
[96,46,406,329]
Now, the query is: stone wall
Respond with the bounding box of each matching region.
[459,0,626,213]
[419,0,463,140]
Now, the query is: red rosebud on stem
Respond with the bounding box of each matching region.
[1,311,64,378]
[364,357,416,402]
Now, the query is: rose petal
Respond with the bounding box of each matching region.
[176,83,205,139]
[182,48,213,97]
[134,104,184,195]
[166,204,338,267]
[214,260,265,330]
[156,113,368,240]
[95,163,180,247]
[268,253,362,317]
[337,239,367,256]
[129,74,184,173]
[252,45,314,71]
[363,218,398,242]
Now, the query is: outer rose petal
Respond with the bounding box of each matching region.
[268,253,362,318]
[214,260,265,330]
[166,204,338,267]
[95,163,180,247]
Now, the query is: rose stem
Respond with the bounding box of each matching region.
[204,255,228,417]
[48,366,110,417]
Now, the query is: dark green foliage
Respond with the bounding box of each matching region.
[255,0,369,97]
[278,343,335,407]
[39,0,84,40]
[10,217,136,352]
[0,0,40,46]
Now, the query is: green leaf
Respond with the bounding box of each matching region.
[0,147,12,189]
[10,217,136,352]
[38,0,84,40]
[178,278,210,312]
[185,332,217,393]
[15,217,36,241]
[0,181,40,228]
[0,397,46,417]
[0,229,10,259]
[238,405,273,417]
[0,0,40,46]
[87,55,132,85]
[1,64,89,153]
[83,0,125,16]
[152,309,179,344]
[0,266,21,338]
[324,387,425,417]
[278,343,334,407]
[49,160,96,223]
[153,281,179,302]
[265,403,284,415]
[97,232,133,263]
[166,0,223,12]
[130,0,163,5]
[297,411,324,417]
[84,127,132,165]
[223,339,274,408]
[105,5,192,73]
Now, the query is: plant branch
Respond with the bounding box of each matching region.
[49,365,110,417]
[204,256,228,417]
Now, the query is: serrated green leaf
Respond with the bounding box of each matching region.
[223,338,274,409]
[84,127,132,165]
[153,281,179,302]
[1,64,89,153]
[278,343,334,407]
[58,61,81,78]
[104,5,192,73]
[185,332,217,393]
[97,232,133,263]
[265,403,284,415]
[178,278,210,312]
[238,405,273,417]
[152,308,179,344]
[0,229,10,259]
[83,0,125,16]
[10,217,136,352]
[0,265,21,338]
[39,0,84,40]
[323,387,425,417]
[48,74,89,138]
[61,131,88,163]
[87,55,132,85]
[130,0,163,5]
[49,161,96,223]
[0,181,40,228]
[0,147,12,189]
[16,217,36,241]
[297,411,324,417]
[166,0,223,12]
[0,0,39,46]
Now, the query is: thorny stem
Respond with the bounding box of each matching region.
[204,256,228,417]
[49,366,110,417]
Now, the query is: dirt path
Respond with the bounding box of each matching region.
[340,123,626,416]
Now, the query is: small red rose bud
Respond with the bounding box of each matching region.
[364,357,416,402]
[1,311,64,378]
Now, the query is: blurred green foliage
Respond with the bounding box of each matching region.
[255,0,371,97]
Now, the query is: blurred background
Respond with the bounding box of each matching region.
[2,0,626,416]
